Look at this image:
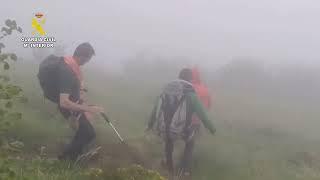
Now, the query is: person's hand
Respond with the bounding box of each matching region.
[87,105,104,114]
[210,127,216,135]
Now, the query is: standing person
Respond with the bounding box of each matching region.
[147,68,216,179]
[38,42,104,161]
[191,66,212,131]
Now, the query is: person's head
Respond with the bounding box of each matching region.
[178,68,193,82]
[73,42,95,65]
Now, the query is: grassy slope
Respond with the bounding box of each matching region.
[6,60,320,180]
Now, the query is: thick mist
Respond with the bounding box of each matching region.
[2,0,320,66]
[2,1,320,179]
[1,0,319,134]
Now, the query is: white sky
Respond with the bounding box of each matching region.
[1,0,320,67]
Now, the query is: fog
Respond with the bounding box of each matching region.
[1,0,320,137]
[2,1,320,179]
[1,0,320,68]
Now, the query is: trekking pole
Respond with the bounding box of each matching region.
[100,112,125,144]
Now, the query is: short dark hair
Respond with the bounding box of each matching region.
[73,42,95,58]
[179,68,192,82]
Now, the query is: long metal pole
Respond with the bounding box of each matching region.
[101,112,125,143]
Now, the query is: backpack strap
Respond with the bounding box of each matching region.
[174,95,186,116]
[162,94,186,139]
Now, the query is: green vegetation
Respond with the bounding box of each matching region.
[0,19,26,180]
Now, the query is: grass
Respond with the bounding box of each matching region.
[3,60,320,179]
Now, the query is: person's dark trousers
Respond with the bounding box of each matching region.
[59,114,96,161]
[165,135,174,176]
[165,136,195,178]
[179,138,195,174]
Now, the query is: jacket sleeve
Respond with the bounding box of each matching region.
[189,93,216,134]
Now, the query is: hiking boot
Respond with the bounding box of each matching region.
[176,168,192,180]
[183,171,192,180]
